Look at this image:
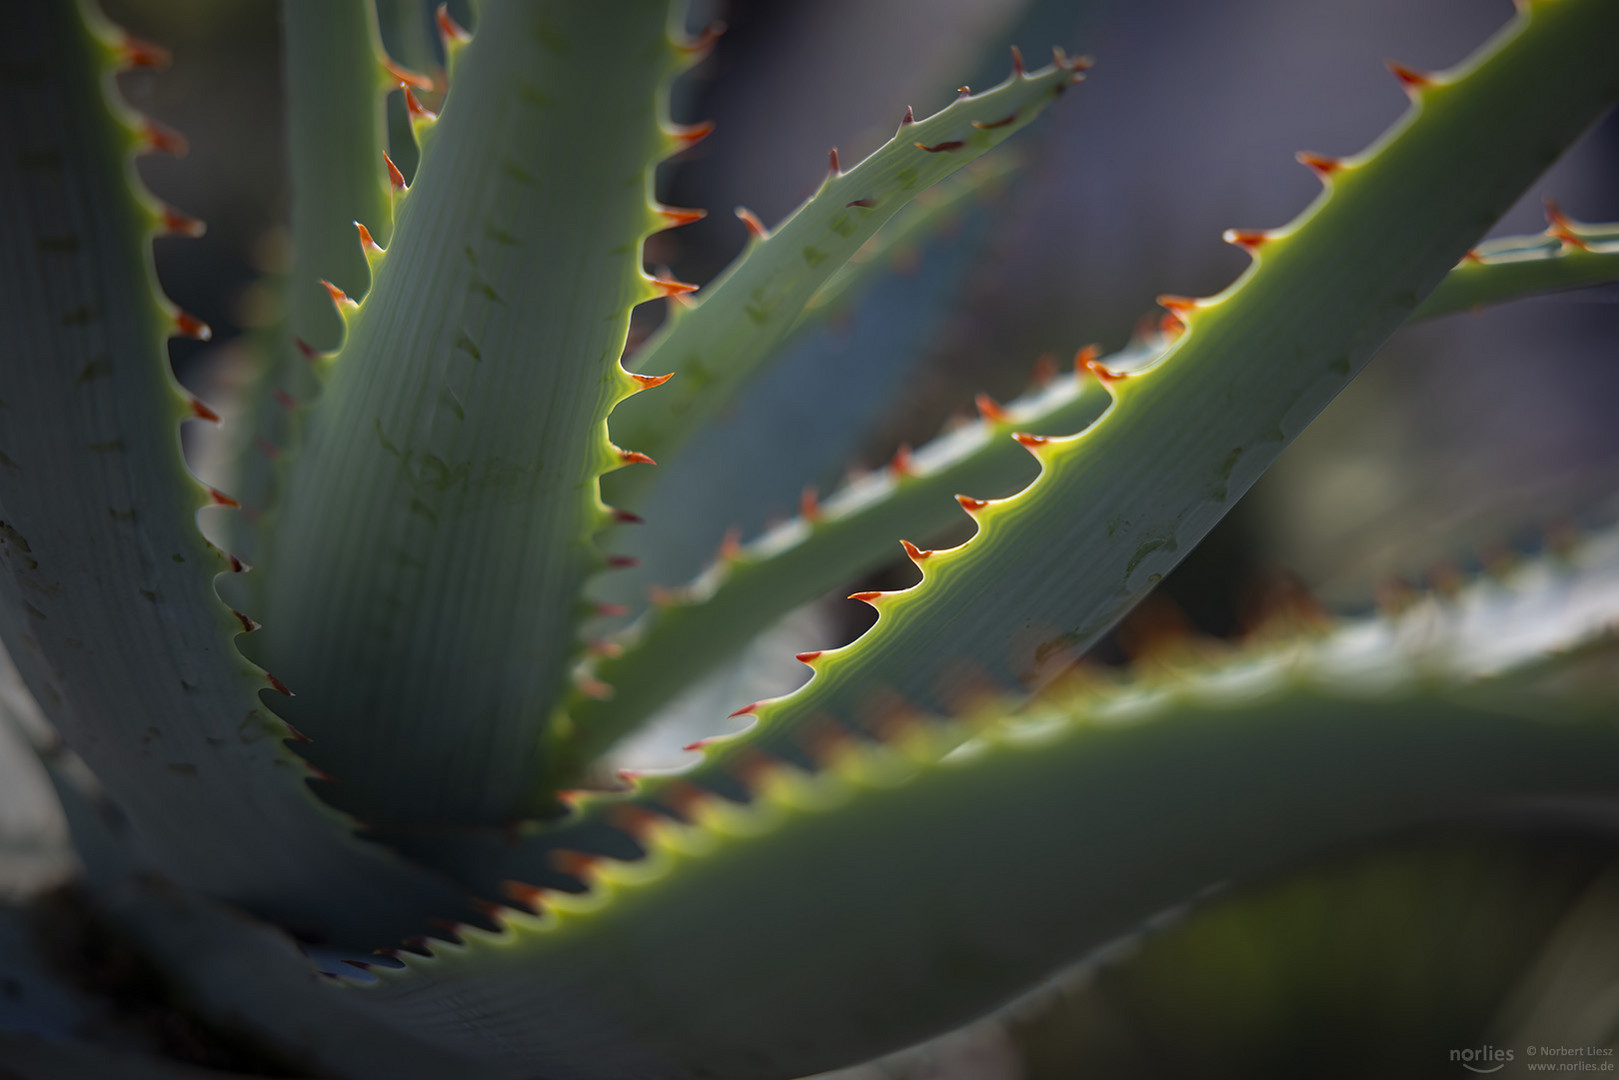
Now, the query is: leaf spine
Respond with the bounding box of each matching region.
[383,58,433,92]
[1295,151,1343,182]
[1385,60,1436,95]
[1543,198,1591,251]
[975,393,1009,424]
[384,153,407,190]
[172,311,211,341]
[159,206,205,238]
[138,119,187,157]
[116,31,170,70]
[734,206,768,239]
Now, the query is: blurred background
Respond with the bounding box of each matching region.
[78,1,1619,1074]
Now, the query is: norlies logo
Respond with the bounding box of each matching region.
[1452,1046,1516,1074]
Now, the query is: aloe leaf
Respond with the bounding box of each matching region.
[1415,213,1619,319]
[605,52,1088,480]
[222,1,399,573]
[0,0,477,945]
[349,525,1619,1077]
[248,0,700,827]
[566,0,1619,771]
[599,163,1022,623]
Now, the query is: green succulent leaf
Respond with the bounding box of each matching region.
[0,0,478,945]
[245,0,705,829]
[351,526,1619,1079]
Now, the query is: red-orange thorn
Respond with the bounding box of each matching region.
[661,779,709,820]
[971,113,1018,130]
[848,590,884,605]
[648,275,698,298]
[801,717,854,765]
[294,337,319,361]
[139,120,188,157]
[795,650,823,664]
[1222,228,1270,253]
[1073,343,1101,376]
[1159,312,1186,338]
[669,120,715,150]
[188,398,220,423]
[1084,348,1124,383]
[799,486,822,523]
[265,673,293,696]
[605,555,639,569]
[435,5,471,45]
[1544,199,1590,251]
[610,507,644,524]
[956,85,972,97]
[1009,45,1025,75]
[384,153,406,190]
[915,140,966,153]
[606,802,663,840]
[681,736,715,753]
[273,388,299,412]
[173,311,211,341]
[1157,294,1199,318]
[577,678,613,701]
[678,21,726,59]
[228,554,246,574]
[320,279,356,309]
[403,87,436,121]
[956,494,989,513]
[160,207,205,238]
[1295,151,1342,181]
[594,601,630,618]
[1030,352,1058,386]
[888,444,914,477]
[356,222,382,255]
[731,747,777,791]
[117,32,171,69]
[974,393,1009,423]
[656,204,707,228]
[552,850,599,880]
[232,610,261,633]
[629,370,674,391]
[1014,432,1049,450]
[828,147,842,175]
[717,526,742,562]
[734,206,767,239]
[1462,249,1486,264]
[899,105,915,127]
[846,198,876,209]
[1386,60,1435,94]
[384,58,434,92]
[647,586,679,607]
[617,449,657,465]
[501,881,547,914]
[281,721,313,744]
[900,539,933,563]
[728,701,762,719]
[586,639,623,659]
[207,487,239,508]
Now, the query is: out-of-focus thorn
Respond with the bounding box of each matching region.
[800,486,822,524]
[610,507,643,525]
[273,388,299,412]
[594,601,631,618]
[159,206,206,238]
[173,310,212,341]
[846,197,876,209]
[117,32,171,70]
[188,397,220,423]
[1385,60,1435,95]
[734,206,767,240]
[915,139,965,153]
[207,487,240,509]
[899,105,915,127]
[956,494,989,513]
[1544,198,1591,251]
[629,370,674,391]
[828,147,842,176]
[385,153,407,190]
[717,526,742,563]
[403,86,437,121]
[1073,344,1101,376]
[320,279,358,311]
[577,678,613,701]
[605,555,639,569]
[1222,228,1269,253]
[956,85,972,98]
[586,639,623,659]
[384,58,434,91]
[888,444,914,477]
[1157,294,1199,318]
[616,448,657,466]
[900,539,932,563]
[1462,249,1486,265]
[975,393,1009,424]
[656,204,707,228]
[1374,576,1417,616]
[1009,44,1025,76]
[648,274,698,298]
[668,120,715,150]
[139,120,188,157]
[678,21,725,59]
[435,5,471,46]
[1295,151,1343,181]
[1030,352,1058,386]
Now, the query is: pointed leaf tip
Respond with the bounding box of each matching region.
[356,222,382,254]
[1386,60,1435,93]
[728,702,762,718]
[734,206,768,239]
[828,147,842,175]
[1222,228,1270,252]
[900,539,932,562]
[1009,44,1025,75]
[629,370,674,391]
[956,494,989,513]
[435,5,470,45]
[1295,151,1343,180]
[173,311,211,341]
[403,87,437,121]
[319,279,357,309]
[384,153,406,190]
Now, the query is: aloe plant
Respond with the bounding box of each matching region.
[2,0,1619,1076]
